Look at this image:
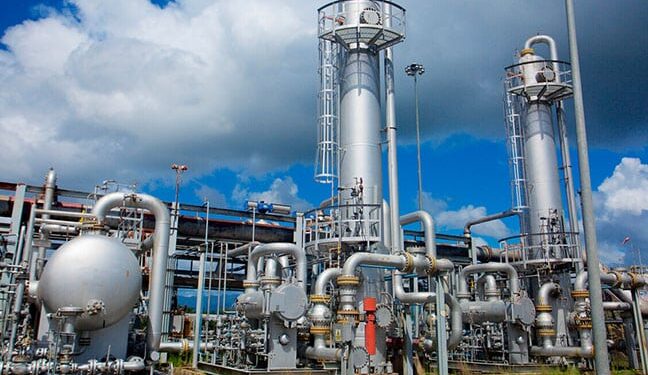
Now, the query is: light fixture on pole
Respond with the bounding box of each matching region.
[405,63,425,211]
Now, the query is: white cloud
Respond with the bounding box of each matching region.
[598,157,648,216]
[232,177,311,212]
[421,192,512,239]
[594,157,648,266]
[0,0,315,188]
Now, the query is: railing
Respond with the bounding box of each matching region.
[503,88,528,220]
[498,231,582,269]
[504,59,573,102]
[303,203,382,251]
[318,0,406,50]
[315,38,340,184]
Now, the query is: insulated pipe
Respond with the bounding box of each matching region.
[463,210,518,239]
[392,277,463,350]
[460,300,507,324]
[341,252,408,277]
[35,169,57,277]
[575,270,648,291]
[245,243,306,292]
[457,263,520,301]
[140,234,155,252]
[400,211,436,257]
[385,47,401,255]
[382,200,392,248]
[524,35,560,73]
[227,241,260,258]
[610,288,648,316]
[92,192,170,351]
[301,334,342,361]
[159,340,215,353]
[603,302,631,311]
[476,275,499,302]
[530,345,593,358]
[535,282,561,349]
[39,224,79,237]
[312,268,342,295]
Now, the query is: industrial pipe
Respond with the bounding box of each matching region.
[463,210,518,239]
[534,282,561,349]
[457,263,520,302]
[400,211,436,257]
[244,243,306,292]
[392,278,463,350]
[312,267,342,295]
[159,340,215,353]
[575,270,648,291]
[476,275,499,302]
[524,35,560,73]
[301,334,342,362]
[227,241,260,258]
[34,169,57,277]
[92,192,170,351]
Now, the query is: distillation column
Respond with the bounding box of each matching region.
[505,36,574,258]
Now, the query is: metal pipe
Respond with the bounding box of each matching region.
[39,224,79,237]
[524,35,560,73]
[35,169,57,277]
[446,293,463,350]
[245,243,306,292]
[463,210,517,239]
[312,267,342,295]
[530,345,593,358]
[159,340,214,353]
[535,282,560,349]
[476,275,499,302]
[400,211,436,257]
[632,288,648,374]
[460,300,507,323]
[227,241,260,258]
[556,102,581,266]
[392,275,463,350]
[603,302,631,311]
[575,270,648,291]
[457,263,520,301]
[192,199,208,368]
[385,47,401,256]
[565,0,610,371]
[92,192,170,351]
[341,252,407,277]
[302,334,342,361]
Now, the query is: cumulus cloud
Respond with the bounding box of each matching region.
[594,158,648,265]
[0,0,645,192]
[232,177,311,212]
[0,0,315,188]
[421,192,512,239]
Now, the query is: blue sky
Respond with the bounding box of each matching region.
[0,0,647,265]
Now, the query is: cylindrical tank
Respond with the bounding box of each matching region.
[38,235,142,331]
[339,50,382,207]
[519,50,564,250]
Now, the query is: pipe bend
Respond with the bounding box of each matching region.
[458,263,519,299]
[341,252,405,277]
[91,192,170,351]
[537,282,561,306]
[313,268,342,295]
[400,211,436,257]
[524,35,558,61]
[246,243,306,291]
